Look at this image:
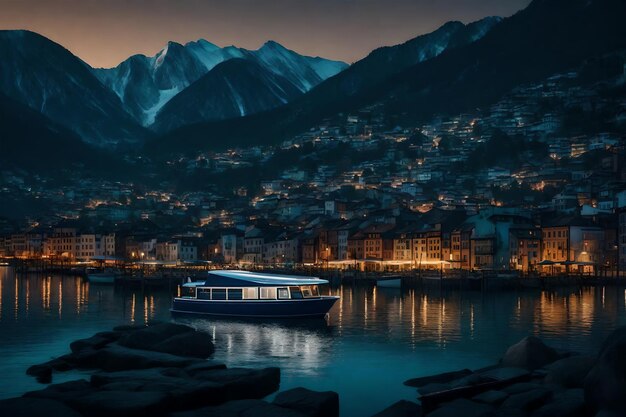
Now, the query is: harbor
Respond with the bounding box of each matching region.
[1,266,626,416]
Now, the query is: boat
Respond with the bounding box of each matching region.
[171,270,340,318]
[376,276,402,288]
[86,267,119,284]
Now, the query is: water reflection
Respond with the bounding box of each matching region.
[1,267,626,416]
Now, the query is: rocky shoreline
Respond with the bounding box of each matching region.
[374,328,626,417]
[1,322,625,417]
[0,322,339,417]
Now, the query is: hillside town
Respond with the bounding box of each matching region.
[2,63,625,276]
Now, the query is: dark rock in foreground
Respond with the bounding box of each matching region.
[370,400,422,417]
[67,390,170,417]
[399,331,626,417]
[501,336,559,370]
[544,355,595,388]
[428,398,493,417]
[0,397,83,417]
[70,344,203,371]
[15,323,299,417]
[117,323,196,351]
[584,327,626,414]
[170,399,307,417]
[151,331,215,358]
[273,387,339,417]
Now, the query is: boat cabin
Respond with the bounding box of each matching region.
[181,270,327,301]
[183,285,321,301]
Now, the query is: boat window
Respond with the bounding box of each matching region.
[311,285,320,296]
[227,289,243,300]
[197,288,211,300]
[300,286,313,297]
[277,288,289,299]
[289,286,303,299]
[184,287,198,298]
[260,287,276,299]
[243,288,258,299]
[211,288,226,300]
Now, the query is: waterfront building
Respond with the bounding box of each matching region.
[541,216,604,274]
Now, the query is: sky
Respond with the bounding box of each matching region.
[0,0,531,68]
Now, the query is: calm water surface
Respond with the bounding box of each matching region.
[1,267,626,416]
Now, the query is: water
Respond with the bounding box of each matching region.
[1,267,626,416]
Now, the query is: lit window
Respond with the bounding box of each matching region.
[243,288,258,299]
[260,287,277,299]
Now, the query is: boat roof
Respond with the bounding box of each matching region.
[189,270,329,287]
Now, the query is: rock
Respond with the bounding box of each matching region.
[184,361,227,375]
[151,331,214,358]
[273,387,339,417]
[24,379,95,402]
[404,369,473,387]
[544,355,595,388]
[70,334,113,353]
[90,366,280,408]
[584,326,626,414]
[72,344,201,371]
[113,324,144,331]
[100,381,145,391]
[94,330,125,341]
[26,363,52,383]
[472,390,509,405]
[501,336,559,370]
[501,387,552,412]
[171,399,308,417]
[479,367,531,383]
[594,411,624,417]
[449,373,492,388]
[117,322,195,351]
[67,390,170,417]
[502,382,544,395]
[429,398,493,417]
[532,389,586,417]
[0,397,83,417]
[493,410,526,417]
[370,400,422,417]
[193,367,281,400]
[90,368,226,409]
[417,382,451,396]
[26,355,75,381]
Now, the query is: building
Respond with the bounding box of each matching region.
[541,216,604,274]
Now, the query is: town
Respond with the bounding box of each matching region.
[2,62,625,277]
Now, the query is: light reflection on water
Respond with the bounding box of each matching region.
[0,267,625,416]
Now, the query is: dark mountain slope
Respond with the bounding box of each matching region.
[153,59,303,132]
[152,0,626,156]
[0,92,131,178]
[0,30,150,147]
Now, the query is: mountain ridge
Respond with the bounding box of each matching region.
[0,30,151,148]
[94,38,348,126]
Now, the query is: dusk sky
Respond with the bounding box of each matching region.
[0,0,531,68]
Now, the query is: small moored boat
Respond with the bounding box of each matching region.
[86,268,119,284]
[376,276,402,288]
[171,270,339,318]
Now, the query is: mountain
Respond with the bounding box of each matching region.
[94,40,347,126]
[377,0,626,121]
[0,92,125,176]
[153,0,626,155]
[153,59,303,132]
[0,30,149,147]
[150,16,500,153]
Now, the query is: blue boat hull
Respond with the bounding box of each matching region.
[171,296,339,318]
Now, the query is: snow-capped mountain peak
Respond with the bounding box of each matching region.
[94,39,348,126]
